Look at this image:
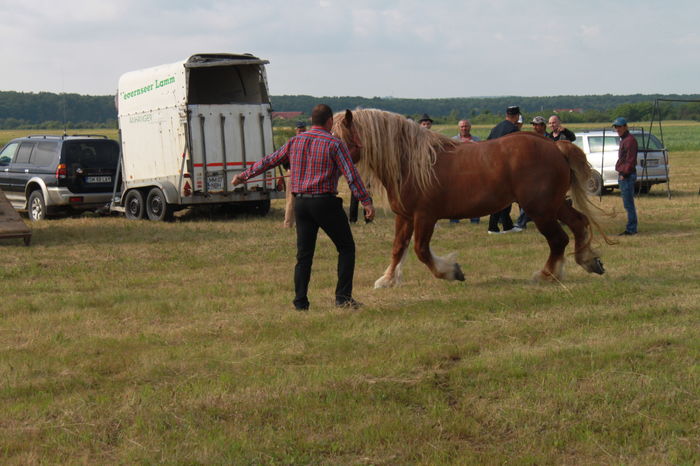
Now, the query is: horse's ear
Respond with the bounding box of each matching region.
[343,109,353,128]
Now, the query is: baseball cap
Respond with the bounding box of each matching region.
[531,116,546,124]
[612,117,628,127]
[296,121,307,129]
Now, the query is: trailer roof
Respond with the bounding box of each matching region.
[185,53,269,68]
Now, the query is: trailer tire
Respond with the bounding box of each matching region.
[124,189,145,220]
[146,187,174,221]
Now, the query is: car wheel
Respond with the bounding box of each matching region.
[586,170,603,196]
[637,184,651,194]
[124,189,145,220]
[146,187,173,221]
[28,190,46,221]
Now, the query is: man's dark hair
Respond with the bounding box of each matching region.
[311,104,333,126]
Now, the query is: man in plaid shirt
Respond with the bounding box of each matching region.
[233,104,375,310]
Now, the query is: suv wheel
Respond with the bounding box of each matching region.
[28,191,47,221]
[124,190,145,220]
[146,187,173,221]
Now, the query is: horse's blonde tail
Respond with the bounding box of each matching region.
[556,142,615,246]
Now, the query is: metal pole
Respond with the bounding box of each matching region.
[199,114,208,196]
[220,114,228,194]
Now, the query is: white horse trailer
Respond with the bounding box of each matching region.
[113,53,283,220]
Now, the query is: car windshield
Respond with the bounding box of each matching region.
[588,135,620,153]
[63,140,119,169]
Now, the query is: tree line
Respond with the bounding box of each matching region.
[1,90,700,129]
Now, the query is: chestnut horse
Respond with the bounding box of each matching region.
[333,109,610,287]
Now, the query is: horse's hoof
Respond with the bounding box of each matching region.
[453,263,465,281]
[374,276,396,288]
[532,270,556,283]
[591,257,605,275]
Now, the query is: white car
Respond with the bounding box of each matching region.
[573,130,670,194]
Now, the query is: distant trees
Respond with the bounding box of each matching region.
[2,90,700,129]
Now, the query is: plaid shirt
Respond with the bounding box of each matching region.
[239,127,372,205]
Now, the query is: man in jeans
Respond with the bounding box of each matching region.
[613,117,638,235]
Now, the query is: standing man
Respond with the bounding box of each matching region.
[283,121,309,228]
[418,114,433,129]
[486,106,522,234]
[547,115,576,142]
[232,104,375,310]
[530,116,547,137]
[452,119,480,143]
[515,116,549,229]
[451,119,481,224]
[613,117,638,235]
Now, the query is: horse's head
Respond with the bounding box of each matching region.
[334,109,363,163]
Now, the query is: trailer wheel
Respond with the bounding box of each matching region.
[124,190,145,220]
[146,187,174,221]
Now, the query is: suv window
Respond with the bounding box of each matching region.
[30,141,58,167]
[62,140,119,169]
[588,136,620,153]
[15,142,35,164]
[0,142,19,164]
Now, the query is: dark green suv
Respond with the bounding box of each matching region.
[0,135,119,220]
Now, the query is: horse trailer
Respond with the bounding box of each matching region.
[112,53,284,220]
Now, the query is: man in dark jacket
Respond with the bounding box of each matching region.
[546,115,576,142]
[486,106,522,234]
[613,117,638,235]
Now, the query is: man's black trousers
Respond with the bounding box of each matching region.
[293,196,355,308]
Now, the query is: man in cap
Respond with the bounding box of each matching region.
[547,115,576,142]
[531,116,547,137]
[295,121,307,135]
[612,117,638,235]
[418,114,433,129]
[486,106,522,234]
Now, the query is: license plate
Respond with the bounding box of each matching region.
[641,159,658,167]
[85,176,112,183]
[207,174,224,191]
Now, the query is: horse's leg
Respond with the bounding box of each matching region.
[531,216,570,283]
[375,215,414,288]
[557,203,605,275]
[413,217,465,281]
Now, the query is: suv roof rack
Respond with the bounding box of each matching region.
[24,134,109,140]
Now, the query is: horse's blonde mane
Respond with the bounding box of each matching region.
[333,109,457,206]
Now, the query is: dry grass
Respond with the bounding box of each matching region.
[0,140,699,463]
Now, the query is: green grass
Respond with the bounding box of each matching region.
[1,143,699,462]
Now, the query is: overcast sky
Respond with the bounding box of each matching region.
[2,0,698,98]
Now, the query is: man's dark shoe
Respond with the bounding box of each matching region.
[293,300,309,311]
[335,298,363,309]
[618,231,637,236]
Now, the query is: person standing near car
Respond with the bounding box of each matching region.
[547,115,576,142]
[612,117,638,235]
[232,104,375,310]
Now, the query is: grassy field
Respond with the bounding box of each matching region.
[1,131,699,463]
